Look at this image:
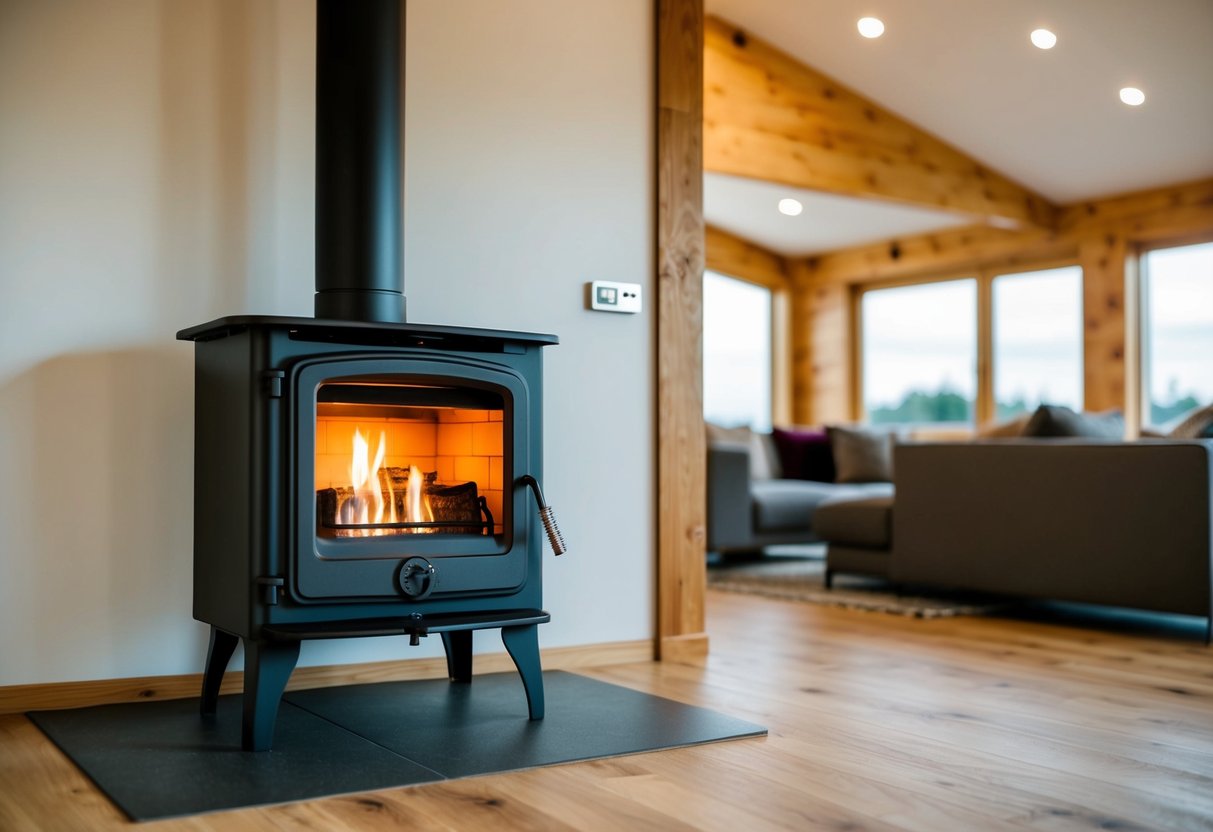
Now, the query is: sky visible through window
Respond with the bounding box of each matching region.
[993,266,1083,417]
[863,279,976,424]
[703,271,772,430]
[1144,242,1213,425]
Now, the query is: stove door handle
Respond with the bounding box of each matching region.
[519,475,567,556]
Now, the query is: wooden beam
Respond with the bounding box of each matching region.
[656,0,708,666]
[809,177,1213,288]
[810,224,1074,287]
[1060,177,1213,235]
[703,16,1058,230]
[705,224,788,289]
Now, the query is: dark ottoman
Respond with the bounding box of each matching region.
[814,495,894,587]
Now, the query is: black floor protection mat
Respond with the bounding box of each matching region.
[29,671,766,821]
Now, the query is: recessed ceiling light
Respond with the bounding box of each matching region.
[1119,87,1145,106]
[1030,29,1057,49]
[778,198,803,217]
[857,17,885,39]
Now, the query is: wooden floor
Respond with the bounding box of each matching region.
[3,592,1211,831]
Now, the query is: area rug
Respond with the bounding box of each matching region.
[28,670,765,821]
[708,557,1009,618]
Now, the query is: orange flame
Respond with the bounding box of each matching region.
[406,463,433,525]
[340,428,431,535]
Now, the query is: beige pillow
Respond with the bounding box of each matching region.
[826,425,894,483]
[1167,404,1213,439]
[705,423,780,480]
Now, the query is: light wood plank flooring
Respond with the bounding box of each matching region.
[2,591,1211,831]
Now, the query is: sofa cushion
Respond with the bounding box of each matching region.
[827,425,894,483]
[772,427,836,483]
[749,480,893,533]
[814,495,895,549]
[750,480,836,532]
[1023,405,1124,439]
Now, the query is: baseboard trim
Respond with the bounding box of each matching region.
[0,639,653,715]
[659,632,710,666]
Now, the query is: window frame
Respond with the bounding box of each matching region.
[853,257,1082,430]
[701,268,789,430]
[1135,233,1213,430]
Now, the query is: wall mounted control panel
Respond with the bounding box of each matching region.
[589,281,642,314]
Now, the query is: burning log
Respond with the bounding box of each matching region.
[317,471,489,535]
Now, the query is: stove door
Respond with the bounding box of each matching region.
[288,354,533,603]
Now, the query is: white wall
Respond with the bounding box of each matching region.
[0,0,653,686]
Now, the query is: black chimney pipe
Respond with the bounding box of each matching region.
[315,0,405,323]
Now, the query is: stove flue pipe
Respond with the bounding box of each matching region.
[315,0,406,323]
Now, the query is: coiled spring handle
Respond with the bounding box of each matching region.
[519,475,567,556]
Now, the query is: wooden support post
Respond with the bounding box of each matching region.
[656,0,708,665]
[1080,233,1128,413]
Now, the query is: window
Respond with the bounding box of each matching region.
[992,266,1083,418]
[1143,241,1213,426]
[702,271,772,430]
[861,279,977,425]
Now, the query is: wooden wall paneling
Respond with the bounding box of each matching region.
[656,0,708,665]
[703,17,1058,230]
[1080,233,1128,413]
[779,188,1211,440]
[801,270,854,425]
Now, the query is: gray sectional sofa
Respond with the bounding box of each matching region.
[707,437,891,554]
[818,440,1213,630]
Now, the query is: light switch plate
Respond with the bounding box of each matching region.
[589,281,642,314]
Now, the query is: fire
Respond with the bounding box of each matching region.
[407,460,433,525]
[339,428,432,535]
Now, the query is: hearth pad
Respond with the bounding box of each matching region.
[28,671,766,821]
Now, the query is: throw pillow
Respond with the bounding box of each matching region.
[826,425,893,484]
[705,422,780,480]
[1167,403,1213,439]
[1022,405,1125,439]
[771,427,836,483]
[750,432,782,480]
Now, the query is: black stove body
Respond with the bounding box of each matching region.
[178,317,558,750]
[176,0,563,751]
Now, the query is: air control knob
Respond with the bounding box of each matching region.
[398,557,437,599]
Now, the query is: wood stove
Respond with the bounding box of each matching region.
[176,0,564,751]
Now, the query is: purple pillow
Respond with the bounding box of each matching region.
[772,427,836,483]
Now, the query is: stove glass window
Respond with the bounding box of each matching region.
[314,382,505,540]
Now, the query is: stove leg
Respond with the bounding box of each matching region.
[441,630,473,683]
[501,624,544,720]
[241,639,300,752]
[200,627,239,716]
